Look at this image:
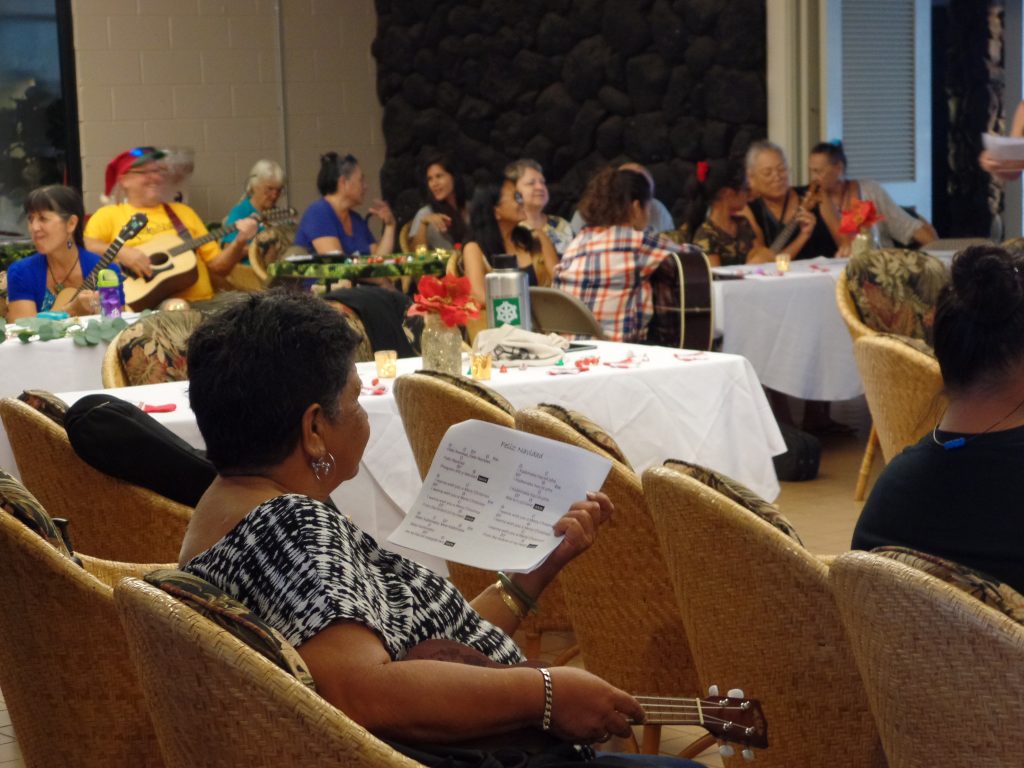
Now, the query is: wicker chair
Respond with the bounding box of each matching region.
[101,331,130,387]
[0,511,166,767]
[836,270,880,500]
[642,466,885,767]
[830,551,1024,768]
[0,397,191,562]
[392,373,573,661]
[399,220,413,252]
[853,335,946,464]
[529,287,608,339]
[515,408,707,757]
[113,577,424,768]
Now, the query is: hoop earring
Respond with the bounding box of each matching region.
[311,451,336,482]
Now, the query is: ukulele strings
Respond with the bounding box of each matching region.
[632,695,751,725]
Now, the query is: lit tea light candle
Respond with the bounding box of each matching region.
[775,252,791,275]
[374,349,398,378]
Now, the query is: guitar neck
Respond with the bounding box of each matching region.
[767,218,800,255]
[79,237,126,293]
[167,225,230,256]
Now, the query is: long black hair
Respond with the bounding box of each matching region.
[23,185,85,247]
[419,152,468,244]
[682,156,748,238]
[466,182,533,258]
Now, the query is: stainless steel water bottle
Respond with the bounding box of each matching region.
[484,254,532,330]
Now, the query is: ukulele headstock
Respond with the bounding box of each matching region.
[120,212,149,241]
[259,207,297,226]
[698,686,768,752]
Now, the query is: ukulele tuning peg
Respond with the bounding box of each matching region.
[727,688,745,698]
[718,744,735,757]
[708,684,720,696]
[742,747,755,761]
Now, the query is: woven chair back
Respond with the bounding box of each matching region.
[514,409,698,697]
[529,287,608,339]
[392,374,571,640]
[113,577,424,767]
[102,331,130,387]
[854,335,946,463]
[642,466,885,767]
[0,511,162,767]
[0,397,191,562]
[835,271,875,342]
[830,551,1024,768]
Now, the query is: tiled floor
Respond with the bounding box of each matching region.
[0,398,876,766]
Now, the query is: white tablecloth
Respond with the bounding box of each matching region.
[712,257,862,401]
[0,312,143,398]
[0,341,784,573]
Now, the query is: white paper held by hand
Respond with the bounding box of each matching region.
[982,132,1024,162]
[388,419,612,572]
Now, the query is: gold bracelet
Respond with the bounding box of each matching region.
[495,579,526,620]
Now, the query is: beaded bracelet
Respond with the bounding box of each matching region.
[495,579,526,620]
[538,667,553,731]
[497,571,538,614]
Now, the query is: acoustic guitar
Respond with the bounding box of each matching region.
[52,213,148,314]
[650,245,715,351]
[122,207,297,310]
[405,639,768,757]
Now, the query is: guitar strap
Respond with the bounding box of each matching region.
[162,203,192,241]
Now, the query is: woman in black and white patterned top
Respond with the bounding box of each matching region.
[177,290,642,749]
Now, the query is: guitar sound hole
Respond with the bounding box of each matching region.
[149,252,169,266]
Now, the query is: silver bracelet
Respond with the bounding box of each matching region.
[538,667,553,731]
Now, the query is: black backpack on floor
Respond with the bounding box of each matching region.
[772,423,821,482]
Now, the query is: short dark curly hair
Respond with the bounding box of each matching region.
[187,290,362,473]
[578,166,651,227]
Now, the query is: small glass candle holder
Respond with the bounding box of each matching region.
[775,252,791,275]
[374,349,398,378]
[470,352,493,381]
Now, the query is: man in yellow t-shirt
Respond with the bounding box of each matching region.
[84,147,257,303]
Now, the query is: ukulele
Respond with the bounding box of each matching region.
[405,639,768,757]
[765,183,822,256]
[122,206,297,310]
[52,213,148,313]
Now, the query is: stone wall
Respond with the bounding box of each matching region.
[373,0,766,228]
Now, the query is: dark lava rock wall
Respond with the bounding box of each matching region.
[373,0,767,227]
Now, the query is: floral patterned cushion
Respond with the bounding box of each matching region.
[145,568,317,690]
[663,458,805,545]
[18,389,69,427]
[536,403,632,468]
[414,370,516,416]
[0,468,75,559]
[873,546,1024,625]
[845,248,949,345]
[116,310,205,387]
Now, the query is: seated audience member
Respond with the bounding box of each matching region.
[84,146,257,303]
[683,157,772,266]
[222,159,286,253]
[571,162,675,236]
[293,152,395,256]
[979,101,1024,181]
[178,291,705,763]
[6,185,124,321]
[852,245,1024,593]
[409,153,469,251]
[504,158,574,255]
[808,141,937,252]
[741,140,824,260]
[555,166,690,343]
[460,181,558,307]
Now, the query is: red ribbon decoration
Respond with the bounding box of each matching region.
[696,161,710,183]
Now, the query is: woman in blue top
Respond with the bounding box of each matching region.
[293,152,396,256]
[5,185,124,321]
[221,159,286,252]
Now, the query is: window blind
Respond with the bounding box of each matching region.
[842,0,916,181]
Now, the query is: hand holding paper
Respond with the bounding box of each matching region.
[388,420,613,572]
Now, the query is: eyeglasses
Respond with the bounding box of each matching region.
[755,166,788,180]
[124,167,165,177]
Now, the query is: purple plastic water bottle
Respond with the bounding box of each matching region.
[97,269,122,319]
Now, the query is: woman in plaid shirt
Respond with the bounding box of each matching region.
[554,166,684,342]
